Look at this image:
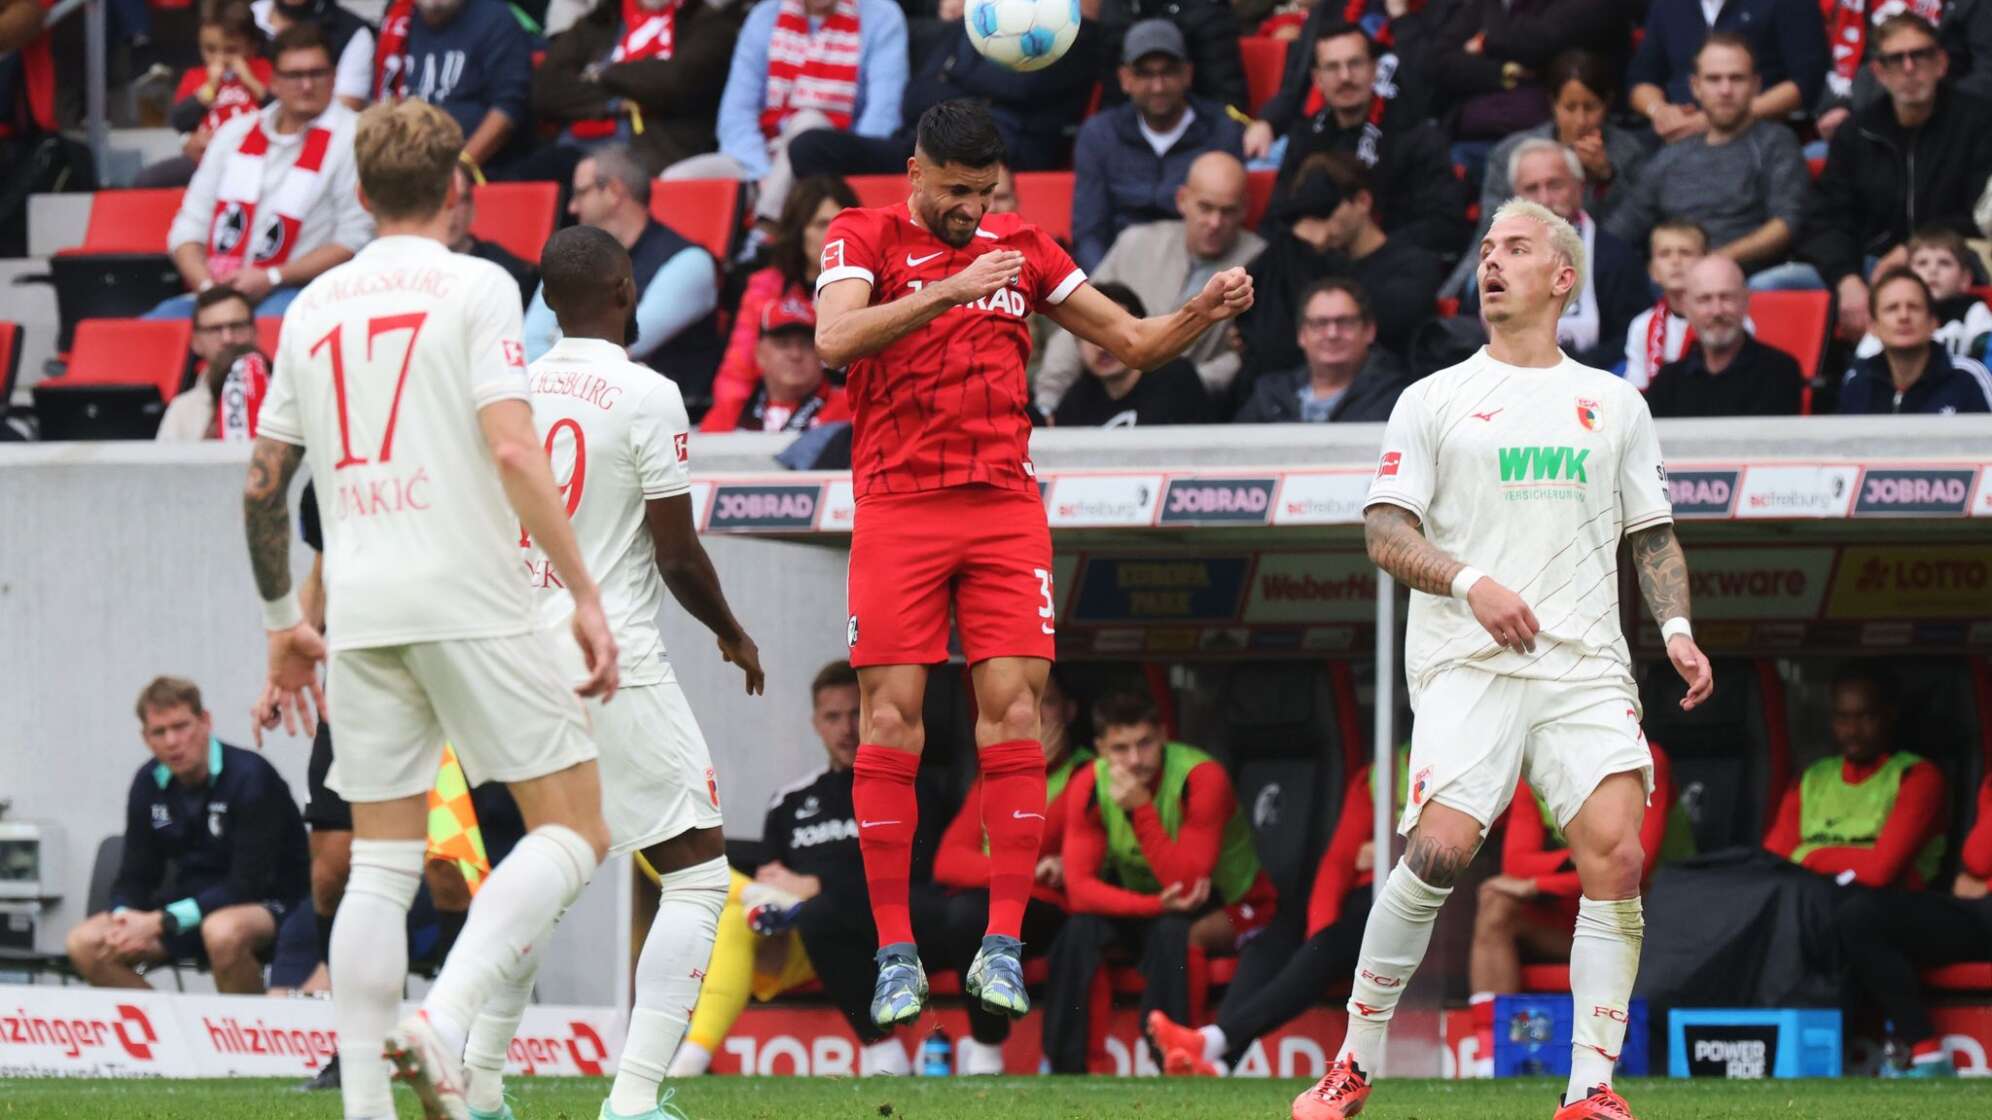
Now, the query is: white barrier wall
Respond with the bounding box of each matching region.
[0,444,850,1003]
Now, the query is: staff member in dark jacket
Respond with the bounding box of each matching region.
[65,677,309,995]
[528,0,745,179]
[1097,0,1248,113]
[1275,21,1468,258]
[1072,20,1245,270]
[1838,268,1992,413]
[789,6,1102,177]
[1800,14,1992,340]
[1236,277,1408,422]
[1627,0,1828,139]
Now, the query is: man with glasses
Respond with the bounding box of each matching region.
[151,21,372,320]
[1071,19,1243,271]
[1799,12,1992,340]
[1274,21,1467,258]
[157,285,267,440]
[1235,277,1408,423]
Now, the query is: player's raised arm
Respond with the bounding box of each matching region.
[645,493,764,696]
[1045,267,1254,374]
[815,249,1024,368]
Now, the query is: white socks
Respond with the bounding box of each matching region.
[462,940,546,1113]
[333,838,425,1120]
[607,856,729,1115]
[959,1038,1006,1075]
[666,1040,713,1078]
[861,1038,909,1076]
[421,825,600,1054]
[1336,862,1452,1076]
[1567,896,1643,1105]
[1198,1025,1229,1070]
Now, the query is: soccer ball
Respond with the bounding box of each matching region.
[965,0,1082,72]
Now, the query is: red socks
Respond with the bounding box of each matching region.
[979,739,1048,939]
[853,744,921,948]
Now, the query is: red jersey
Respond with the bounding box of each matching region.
[816,203,1085,497]
[174,61,273,134]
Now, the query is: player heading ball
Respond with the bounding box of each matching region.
[813,99,1253,1029]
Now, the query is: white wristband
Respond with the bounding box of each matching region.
[261,591,303,632]
[1661,616,1693,643]
[1450,566,1486,600]
[266,266,284,289]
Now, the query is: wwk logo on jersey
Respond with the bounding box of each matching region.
[1497,445,1590,502]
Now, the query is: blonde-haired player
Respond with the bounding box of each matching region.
[246,99,618,1120]
[1292,199,1714,1120]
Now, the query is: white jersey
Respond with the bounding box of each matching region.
[1367,347,1672,697]
[260,235,537,651]
[523,336,692,687]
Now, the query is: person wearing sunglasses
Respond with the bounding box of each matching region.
[1796,12,1992,341]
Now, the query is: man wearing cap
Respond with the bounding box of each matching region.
[698,293,851,432]
[1071,18,1244,271]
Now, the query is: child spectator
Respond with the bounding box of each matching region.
[134,0,271,188]
[1622,219,1709,389]
[711,175,857,418]
[1854,227,1992,360]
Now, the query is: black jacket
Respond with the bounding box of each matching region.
[897,21,1103,172]
[1096,0,1248,113]
[112,741,309,919]
[1275,102,1469,258]
[1238,229,1444,379]
[1800,85,1992,286]
[1430,0,1627,136]
[1942,0,1992,103]
[1646,336,1806,418]
[1234,350,1410,423]
[1838,344,1992,414]
[1257,4,1436,137]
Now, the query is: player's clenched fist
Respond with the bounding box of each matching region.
[1465,576,1541,654]
[1191,267,1254,321]
[939,249,1025,305]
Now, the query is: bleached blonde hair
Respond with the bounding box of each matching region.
[1488,197,1586,309]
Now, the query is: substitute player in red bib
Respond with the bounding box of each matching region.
[814,99,1253,1027]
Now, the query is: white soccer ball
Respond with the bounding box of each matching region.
[965,0,1082,73]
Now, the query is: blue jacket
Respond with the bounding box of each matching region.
[1628,0,1828,109]
[399,0,534,160]
[112,740,309,927]
[716,0,909,178]
[1839,344,1992,413]
[1072,96,1244,271]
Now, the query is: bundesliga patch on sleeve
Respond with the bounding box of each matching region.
[1377,451,1402,478]
[821,238,845,272]
[502,340,526,369]
[674,432,689,463]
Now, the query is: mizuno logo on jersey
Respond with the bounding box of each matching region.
[1497,445,1590,483]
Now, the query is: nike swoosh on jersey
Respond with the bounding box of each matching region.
[906,251,944,267]
[860,819,902,828]
[1012,810,1045,820]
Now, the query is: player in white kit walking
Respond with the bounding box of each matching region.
[1291,199,1714,1120]
[453,225,766,1120]
[244,100,620,1120]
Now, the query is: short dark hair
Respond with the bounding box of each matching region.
[135,676,204,721]
[811,660,858,699]
[1092,281,1147,318]
[1297,150,1371,201]
[1868,265,1933,315]
[194,283,253,320]
[1542,49,1615,106]
[1906,225,1972,270]
[1651,217,1709,253]
[1092,690,1161,735]
[774,175,860,288]
[540,224,630,311]
[915,99,1007,169]
[201,0,259,43]
[1831,660,1900,710]
[1695,30,1757,74]
[1297,276,1374,330]
[1312,20,1375,61]
[270,19,332,64]
[1874,12,1940,52]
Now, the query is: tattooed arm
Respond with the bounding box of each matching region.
[243,437,305,601]
[1366,502,1541,653]
[1628,522,1714,709]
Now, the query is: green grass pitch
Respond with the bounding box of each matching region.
[0,1077,1981,1119]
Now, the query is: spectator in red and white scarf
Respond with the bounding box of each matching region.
[527,0,746,180]
[155,287,269,442]
[662,0,907,228]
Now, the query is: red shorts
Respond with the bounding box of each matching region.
[846,485,1055,668]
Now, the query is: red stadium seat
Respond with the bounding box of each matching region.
[0,321,20,407]
[1246,169,1276,228]
[62,319,194,403]
[1747,291,1830,382]
[1013,171,1075,243]
[58,189,186,256]
[846,174,905,212]
[257,317,284,360]
[1522,964,1572,991]
[650,178,741,262]
[469,181,559,265]
[1923,962,1992,990]
[1240,38,1290,117]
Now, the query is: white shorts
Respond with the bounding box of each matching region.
[1399,666,1654,837]
[587,673,724,856]
[326,630,598,803]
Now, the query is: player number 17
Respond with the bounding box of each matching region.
[312,312,429,470]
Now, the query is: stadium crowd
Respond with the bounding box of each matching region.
[70,658,1992,1079]
[10,0,1992,442]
